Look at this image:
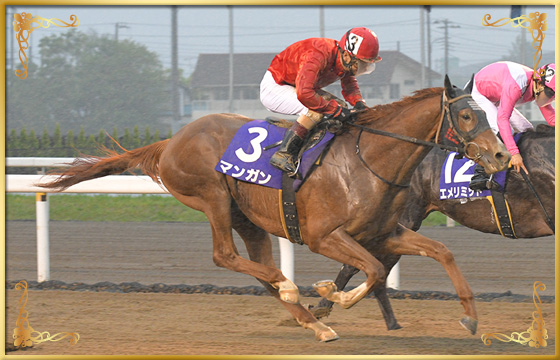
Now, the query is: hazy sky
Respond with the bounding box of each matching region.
[7,5,556,76]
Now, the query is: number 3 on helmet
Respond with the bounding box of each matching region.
[340,27,381,63]
[538,63,555,93]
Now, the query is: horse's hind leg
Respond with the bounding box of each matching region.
[171,188,294,299]
[232,212,338,342]
[383,225,478,334]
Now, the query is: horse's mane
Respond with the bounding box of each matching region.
[353,87,443,126]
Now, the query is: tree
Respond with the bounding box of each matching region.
[53,123,63,150]
[98,129,106,148]
[40,127,51,155]
[29,129,39,151]
[76,126,86,148]
[66,129,75,156]
[132,125,141,149]
[8,129,19,154]
[143,126,152,146]
[7,31,168,135]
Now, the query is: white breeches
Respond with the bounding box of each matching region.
[260,71,309,116]
[471,80,534,135]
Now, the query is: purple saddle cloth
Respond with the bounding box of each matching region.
[438,133,521,200]
[215,119,334,191]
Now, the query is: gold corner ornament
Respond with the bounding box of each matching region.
[481,281,548,348]
[12,12,79,79]
[12,280,80,348]
[482,12,547,77]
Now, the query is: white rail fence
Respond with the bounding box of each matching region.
[6,157,399,289]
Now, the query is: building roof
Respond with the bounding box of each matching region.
[190,53,275,88]
[189,51,441,88]
[357,50,441,86]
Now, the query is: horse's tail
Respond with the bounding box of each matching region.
[38,139,171,191]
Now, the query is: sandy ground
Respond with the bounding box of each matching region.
[4,220,556,356]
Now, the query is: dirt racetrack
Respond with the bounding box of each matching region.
[5,220,556,356]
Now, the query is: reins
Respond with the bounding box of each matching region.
[348,92,474,188]
[519,170,555,233]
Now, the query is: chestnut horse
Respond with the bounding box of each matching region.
[38,77,509,342]
[312,125,554,329]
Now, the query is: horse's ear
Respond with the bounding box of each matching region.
[464,74,474,94]
[444,75,454,97]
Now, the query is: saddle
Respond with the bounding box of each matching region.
[264,116,338,156]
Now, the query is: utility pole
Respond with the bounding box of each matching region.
[520,5,526,65]
[434,19,459,76]
[9,7,15,74]
[420,6,426,88]
[319,6,325,37]
[426,6,432,87]
[114,22,129,41]
[228,6,234,113]
[171,6,180,134]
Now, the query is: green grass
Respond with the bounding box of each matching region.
[6,194,449,226]
[422,211,450,227]
[6,194,207,222]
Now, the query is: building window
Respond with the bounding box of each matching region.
[390,84,400,99]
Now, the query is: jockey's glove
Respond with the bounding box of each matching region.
[329,105,353,122]
[353,101,368,111]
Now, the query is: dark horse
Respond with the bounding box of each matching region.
[313,124,554,329]
[38,77,509,342]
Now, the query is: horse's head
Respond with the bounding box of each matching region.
[440,75,510,173]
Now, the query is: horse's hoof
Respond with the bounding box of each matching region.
[313,280,337,299]
[303,321,339,342]
[306,304,333,319]
[459,316,478,335]
[317,326,339,342]
[387,322,403,331]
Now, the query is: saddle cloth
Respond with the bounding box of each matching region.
[438,153,506,200]
[215,119,334,191]
[438,133,522,200]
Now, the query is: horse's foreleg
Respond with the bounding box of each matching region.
[373,285,402,330]
[233,216,338,342]
[383,225,478,334]
[308,228,385,309]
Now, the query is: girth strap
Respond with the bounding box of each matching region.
[279,173,304,245]
[487,190,517,239]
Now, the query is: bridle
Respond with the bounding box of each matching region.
[349,90,491,188]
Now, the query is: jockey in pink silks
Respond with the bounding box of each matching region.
[468,61,555,191]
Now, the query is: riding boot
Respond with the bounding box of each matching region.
[270,121,308,176]
[468,164,495,191]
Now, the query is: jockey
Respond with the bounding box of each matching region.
[260,27,381,175]
[468,61,555,191]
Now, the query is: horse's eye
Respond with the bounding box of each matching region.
[462,114,471,121]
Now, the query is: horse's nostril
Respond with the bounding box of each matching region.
[495,152,510,164]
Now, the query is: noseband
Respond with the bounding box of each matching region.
[350,90,490,188]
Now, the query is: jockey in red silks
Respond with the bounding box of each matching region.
[468,61,555,191]
[260,27,382,176]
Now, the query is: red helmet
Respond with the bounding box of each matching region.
[340,27,380,63]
